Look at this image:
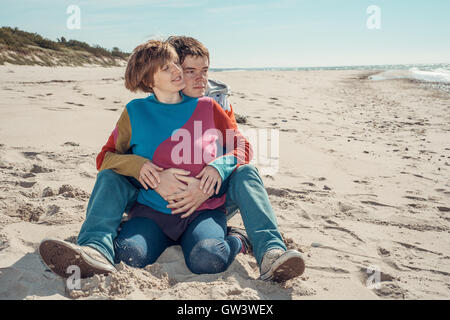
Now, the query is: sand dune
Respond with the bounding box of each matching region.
[0,65,449,299]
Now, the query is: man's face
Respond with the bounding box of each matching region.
[181,55,209,98]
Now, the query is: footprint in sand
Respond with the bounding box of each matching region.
[407,203,427,210]
[58,184,90,200]
[14,203,44,222]
[337,201,360,215]
[353,180,369,185]
[30,164,54,173]
[265,186,308,199]
[42,187,54,197]
[377,247,391,257]
[374,283,406,299]
[62,142,79,147]
[280,128,298,133]
[65,102,84,107]
[47,204,60,216]
[22,152,40,160]
[18,181,36,188]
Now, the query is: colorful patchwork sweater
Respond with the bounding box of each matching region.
[96,93,252,214]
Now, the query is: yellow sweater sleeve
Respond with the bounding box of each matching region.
[98,108,148,179]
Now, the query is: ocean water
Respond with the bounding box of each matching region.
[368,67,450,84]
[211,63,450,84]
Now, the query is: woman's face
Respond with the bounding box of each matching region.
[151,51,185,94]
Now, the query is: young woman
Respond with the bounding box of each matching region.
[100,40,253,274]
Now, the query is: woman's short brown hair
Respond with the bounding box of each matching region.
[166,36,209,65]
[124,40,177,93]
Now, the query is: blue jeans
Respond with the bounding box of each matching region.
[113,211,242,274]
[77,165,286,266]
[77,169,139,264]
[221,165,286,264]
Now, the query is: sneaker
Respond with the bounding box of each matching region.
[259,249,305,282]
[227,226,252,254]
[38,238,116,279]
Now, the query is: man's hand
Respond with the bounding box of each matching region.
[154,168,191,199]
[138,160,164,189]
[166,174,214,219]
[196,165,222,195]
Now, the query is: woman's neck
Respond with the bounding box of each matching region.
[153,90,182,104]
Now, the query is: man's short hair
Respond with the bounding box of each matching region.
[124,39,176,93]
[166,36,209,65]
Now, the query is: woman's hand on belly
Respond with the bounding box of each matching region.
[166,175,214,218]
[154,168,191,200]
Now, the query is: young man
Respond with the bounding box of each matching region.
[164,36,305,282]
[39,37,305,282]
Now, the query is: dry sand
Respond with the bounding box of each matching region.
[0,65,449,300]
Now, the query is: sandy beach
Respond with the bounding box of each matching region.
[0,65,449,300]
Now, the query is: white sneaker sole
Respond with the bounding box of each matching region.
[38,238,115,279]
[260,249,305,282]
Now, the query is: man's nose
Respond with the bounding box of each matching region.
[195,72,207,80]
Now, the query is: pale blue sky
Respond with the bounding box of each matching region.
[1,0,449,68]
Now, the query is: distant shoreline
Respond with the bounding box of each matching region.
[210,63,450,72]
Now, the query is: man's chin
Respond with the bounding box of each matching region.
[183,89,205,98]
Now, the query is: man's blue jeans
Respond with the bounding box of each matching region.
[221,165,286,264]
[77,165,286,266]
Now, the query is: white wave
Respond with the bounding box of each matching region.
[409,67,450,83]
[369,67,450,84]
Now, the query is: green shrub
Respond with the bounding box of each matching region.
[0,26,129,66]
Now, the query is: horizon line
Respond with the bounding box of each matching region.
[210,62,450,70]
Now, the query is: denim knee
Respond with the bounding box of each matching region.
[114,238,151,268]
[232,164,259,180]
[187,239,229,274]
[97,169,122,184]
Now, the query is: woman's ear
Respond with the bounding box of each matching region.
[142,77,153,90]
